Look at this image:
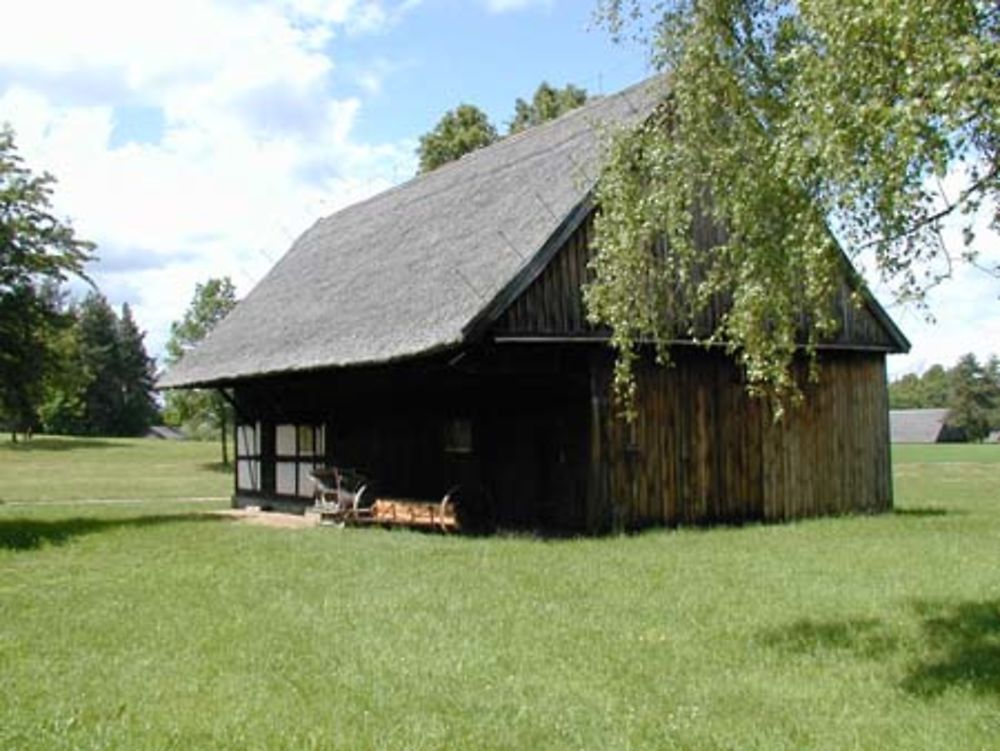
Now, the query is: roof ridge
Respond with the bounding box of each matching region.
[159,76,668,388]
[311,75,665,230]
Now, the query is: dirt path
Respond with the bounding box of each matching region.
[212,508,319,528]
[1,497,319,530]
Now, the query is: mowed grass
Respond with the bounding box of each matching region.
[0,435,230,503]
[0,440,998,750]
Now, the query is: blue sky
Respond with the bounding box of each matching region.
[0,0,995,375]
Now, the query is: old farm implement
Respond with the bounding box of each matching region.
[309,467,459,533]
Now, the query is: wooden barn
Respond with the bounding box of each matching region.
[160,78,910,532]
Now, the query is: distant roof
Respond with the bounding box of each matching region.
[890,409,951,443]
[160,78,664,388]
[145,425,186,440]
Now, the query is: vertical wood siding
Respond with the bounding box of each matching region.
[231,345,892,531]
[494,217,599,336]
[591,349,893,528]
[493,212,901,350]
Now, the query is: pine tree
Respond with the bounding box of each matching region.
[77,293,122,436]
[116,303,158,435]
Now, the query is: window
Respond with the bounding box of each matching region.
[275,423,326,498]
[444,418,473,454]
[298,425,317,456]
[236,422,261,492]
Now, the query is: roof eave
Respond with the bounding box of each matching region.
[156,339,467,391]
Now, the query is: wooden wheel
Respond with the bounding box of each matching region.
[439,486,460,533]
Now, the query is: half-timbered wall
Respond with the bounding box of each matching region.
[229,351,593,528]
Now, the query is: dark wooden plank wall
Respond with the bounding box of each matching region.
[493,212,899,350]
[761,352,893,520]
[232,357,593,529]
[232,344,891,530]
[590,349,893,529]
[235,372,451,501]
[495,214,599,336]
[829,283,898,349]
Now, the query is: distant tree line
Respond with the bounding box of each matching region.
[38,292,159,436]
[417,82,588,173]
[889,353,1000,442]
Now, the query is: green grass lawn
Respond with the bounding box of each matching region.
[0,435,230,504]
[0,439,997,750]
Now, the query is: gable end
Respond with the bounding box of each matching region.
[486,211,908,353]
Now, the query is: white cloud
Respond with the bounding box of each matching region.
[884,256,1000,378]
[0,0,416,361]
[483,0,553,12]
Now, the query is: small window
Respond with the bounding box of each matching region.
[236,423,262,492]
[236,422,261,458]
[276,424,297,456]
[298,425,316,456]
[444,418,473,454]
[237,460,261,491]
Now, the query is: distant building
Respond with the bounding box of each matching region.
[145,425,186,441]
[889,409,965,443]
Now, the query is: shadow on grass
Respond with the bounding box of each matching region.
[199,462,232,474]
[903,599,1000,697]
[0,513,225,552]
[1,437,127,452]
[893,507,955,517]
[760,617,900,659]
[761,599,1000,697]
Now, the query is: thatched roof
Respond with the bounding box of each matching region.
[160,78,663,388]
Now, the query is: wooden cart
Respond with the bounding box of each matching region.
[310,467,459,532]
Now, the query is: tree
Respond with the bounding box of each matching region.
[70,293,158,436]
[890,363,953,409]
[949,353,996,441]
[589,1,1000,411]
[985,355,1000,431]
[164,278,238,464]
[417,83,590,173]
[116,303,158,435]
[0,126,93,439]
[0,285,62,438]
[509,82,588,134]
[417,104,498,173]
[37,290,90,435]
[76,293,122,435]
[920,365,954,408]
[888,372,922,410]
